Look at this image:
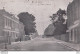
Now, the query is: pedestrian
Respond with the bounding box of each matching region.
[20,38,21,42]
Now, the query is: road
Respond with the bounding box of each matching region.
[7,37,75,51]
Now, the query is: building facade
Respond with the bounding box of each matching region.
[67,0,80,43]
[0,9,25,44]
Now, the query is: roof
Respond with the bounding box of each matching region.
[0,9,19,19]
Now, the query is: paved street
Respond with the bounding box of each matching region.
[7,37,75,51]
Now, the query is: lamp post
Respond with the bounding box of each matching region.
[4,36,7,50]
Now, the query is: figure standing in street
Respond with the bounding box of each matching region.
[20,38,21,42]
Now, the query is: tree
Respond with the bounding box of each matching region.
[44,24,56,37]
[18,12,36,35]
[50,8,67,35]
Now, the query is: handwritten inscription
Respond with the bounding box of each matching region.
[24,0,53,5]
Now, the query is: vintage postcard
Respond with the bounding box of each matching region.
[0,0,79,52]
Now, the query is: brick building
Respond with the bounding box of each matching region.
[0,9,25,44]
[67,0,80,43]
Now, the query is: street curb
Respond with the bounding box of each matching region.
[59,43,78,51]
[51,38,79,51]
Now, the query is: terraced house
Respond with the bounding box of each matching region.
[0,9,25,44]
[67,0,80,43]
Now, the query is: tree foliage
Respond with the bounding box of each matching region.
[50,8,67,35]
[50,9,66,24]
[18,12,36,35]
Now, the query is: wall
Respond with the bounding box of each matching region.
[67,0,80,43]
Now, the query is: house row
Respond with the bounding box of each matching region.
[0,9,25,44]
[67,0,80,43]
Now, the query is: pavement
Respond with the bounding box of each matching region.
[6,37,76,51]
[58,40,80,51]
[0,43,6,51]
[48,37,80,51]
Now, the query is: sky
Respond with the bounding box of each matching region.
[0,0,73,35]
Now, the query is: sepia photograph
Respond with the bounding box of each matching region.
[0,0,79,51]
